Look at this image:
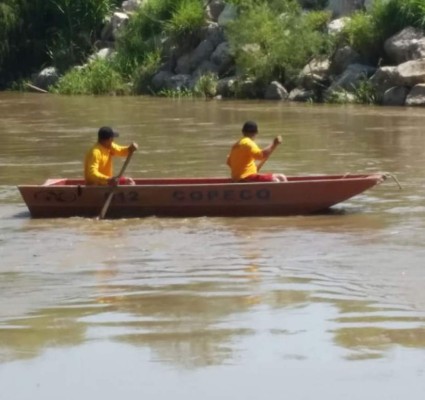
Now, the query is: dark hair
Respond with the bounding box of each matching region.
[242,121,258,135]
[98,126,119,140]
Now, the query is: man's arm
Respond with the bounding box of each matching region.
[261,136,282,158]
[111,142,138,156]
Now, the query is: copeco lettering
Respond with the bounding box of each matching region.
[172,188,271,202]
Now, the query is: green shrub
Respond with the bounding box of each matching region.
[115,0,190,76]
[158,88,193,98]
[132,50,162,94]
[304,10,333,32]
[193,72,218,98]
[165,0,205,44]
[54,58,126,95]
[226,2,331,88]
[353,80,378,104]
[341,11,381,63]
[1,0,120,87]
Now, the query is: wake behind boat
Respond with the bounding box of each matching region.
[17,173,390,218]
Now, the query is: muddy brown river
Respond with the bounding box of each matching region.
[0,92,424,400]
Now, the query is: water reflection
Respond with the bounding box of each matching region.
[1,226,424,367]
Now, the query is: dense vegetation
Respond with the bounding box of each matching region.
[2,0,425,98]
[0,0,120,88]
[341,0,425,64]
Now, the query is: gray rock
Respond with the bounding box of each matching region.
[369,66,401,102]
[32,67,60,90]
[328,63,376,93]
[327,17,349,35]
[175,39,215,75]
[288,88,315,102]
[200,22,226,47]
[216,77,237,97]
[217,4,237,27]
[384,27,425,64]
[397,59,425,86]
[167,74,192,91]
[382,86,409,106]
[405,83,425,106]
[210,42,233,74]
[192,61,219,78]
[175,54,192,75]
[151,71,173,91]
[205,0,225,22]
[299,58,330,90]
[111,12,130,40]
[264,81,288,100]
[89,48,115,62]
[329,46,361,76]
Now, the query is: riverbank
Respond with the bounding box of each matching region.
[3,1,425,106]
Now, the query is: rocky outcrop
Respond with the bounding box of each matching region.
[30,0,425,107]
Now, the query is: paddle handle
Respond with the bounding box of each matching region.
[257,136,282,172]
[98,150,135,220]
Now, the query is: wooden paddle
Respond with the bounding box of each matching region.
[98,150,135,220]
[257,135,282,172]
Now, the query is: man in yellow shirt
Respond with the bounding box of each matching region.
[226,121,287,182]
[84,126,138,185]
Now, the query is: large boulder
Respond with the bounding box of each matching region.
[210,42,233,75]
[405,84,425,106]
[264,81,288,100]
[327,63,376,93]
[151,71,173,91]
[192,60,219,78]
[369,66,401,102]
[175,39,215,74]
[167,74,192,91]
[31,67,60,90]
[384,27,425,64]
[329,45,362,76]
[382,86,409,106]
[396,59,425,86]
[200,22,226,47]
[299,58,330,90]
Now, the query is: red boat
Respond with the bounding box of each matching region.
[17,173,390,218]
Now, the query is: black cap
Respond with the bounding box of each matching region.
[98,126,119,140]
[242,121,258,134]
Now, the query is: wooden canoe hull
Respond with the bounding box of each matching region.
[17,174,387,218]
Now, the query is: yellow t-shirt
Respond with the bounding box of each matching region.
[84,142,130,185]
[227,137,264,180]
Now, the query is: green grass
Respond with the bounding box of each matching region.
[53,58,127,95]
